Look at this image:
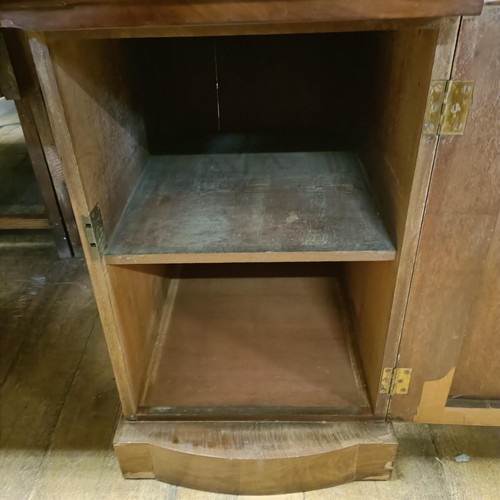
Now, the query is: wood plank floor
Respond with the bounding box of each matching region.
[1,248,499,499]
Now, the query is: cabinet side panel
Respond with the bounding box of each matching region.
[29,34,146,415]
[391,7,500,422]
[47,37,148,238]
[343,26,443,415]
[106,264,171,408]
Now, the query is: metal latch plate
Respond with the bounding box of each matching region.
[82,203,104,260]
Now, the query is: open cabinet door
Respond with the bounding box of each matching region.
[390,4,500,426]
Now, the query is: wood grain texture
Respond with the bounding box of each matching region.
[36,18,444,41]
[0,0,483,32]
[307,422,448,498]
[391,6,500,423]
[341,26,441,416]
[47,37,148,239]
[450,210,500,399]
[114,420,397,494]
[139,273,370,418]
[106,152,395,264]
[23,318,121,499]
[447,7,500,400]
[106,264,171,417]
[0,251,98,498]
[0,213,49,229]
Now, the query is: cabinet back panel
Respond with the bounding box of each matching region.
[137,33,380,154]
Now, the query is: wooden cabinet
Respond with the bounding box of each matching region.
[390,5,500,426]
[1,0,497,493]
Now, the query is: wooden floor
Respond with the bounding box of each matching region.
[1,247,500,499]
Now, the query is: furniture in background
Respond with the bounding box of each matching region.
[0,30,80,257]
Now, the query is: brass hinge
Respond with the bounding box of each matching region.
[82,203,105,260]
[379,367,412,395]
[423,80,474,136]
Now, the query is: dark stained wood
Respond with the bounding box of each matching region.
[139,33,379,153]
[216,33,377,141]
[140,273,371,417]
[446,398,500,410]
[390,6,500,423]
[114,420,397,494]
[27,86,82,256]
[2,30,79,256]
[137,38,218,154]
[14,97,71,256]
[105,152,395,264]
[0,0,483,32]
[0,31,20,99]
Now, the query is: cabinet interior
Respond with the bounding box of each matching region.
[47,28,438,418]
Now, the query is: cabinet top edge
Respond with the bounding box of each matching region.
[0,0,483,34]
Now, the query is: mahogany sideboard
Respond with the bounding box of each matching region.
[1,0,498,493]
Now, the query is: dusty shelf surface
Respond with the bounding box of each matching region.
[105,151,395,264]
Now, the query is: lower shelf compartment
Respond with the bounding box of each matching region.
[114,420,398,494]
[138,266,371,419]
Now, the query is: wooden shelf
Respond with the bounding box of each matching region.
[105,151,395,264]
[138,272,371,419]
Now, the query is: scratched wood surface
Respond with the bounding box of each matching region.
[106,152,395,264]
[114,420,397,494]
[1,250,500,498]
